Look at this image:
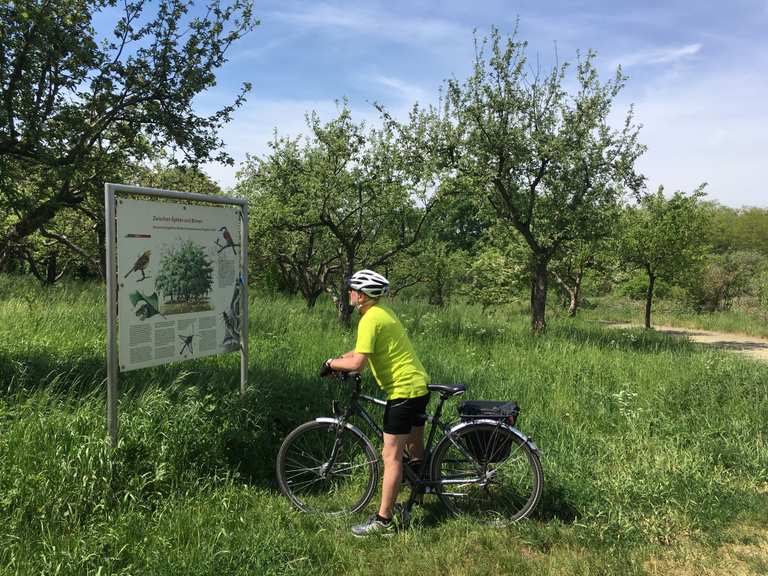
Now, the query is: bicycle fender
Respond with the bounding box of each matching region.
[450,419,540,454]
[313,417,370,441]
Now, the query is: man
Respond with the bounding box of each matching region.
[323,269,430,536]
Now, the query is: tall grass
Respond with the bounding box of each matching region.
[1,275,766,574]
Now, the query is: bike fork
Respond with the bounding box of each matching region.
[320,420,348,478]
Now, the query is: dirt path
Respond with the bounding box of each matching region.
[606,323,768,363]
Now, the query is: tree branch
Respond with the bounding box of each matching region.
[39,228,100,270]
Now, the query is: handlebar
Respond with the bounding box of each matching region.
[321,366,362,383]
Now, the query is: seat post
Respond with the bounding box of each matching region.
[432,394,449,423]
[423,393,448,457]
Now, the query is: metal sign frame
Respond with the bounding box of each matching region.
[105,183,249,446]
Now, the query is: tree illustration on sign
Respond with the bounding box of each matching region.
[155,239,214,312]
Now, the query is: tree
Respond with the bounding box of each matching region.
[387,175,493,306]
[619,186,709,328]
[4,157,224,283]
[550,232,616,317]
[237,132,340,306]
[155,239,213,304]
[139,162,223,196]
[0,0,257,271]
[238,104,436,325]
[439,28,645,333]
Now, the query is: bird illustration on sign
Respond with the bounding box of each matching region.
[124,250,151,281]
[179,333,195,355]
[216,226,239,255]
[129,290,164,320]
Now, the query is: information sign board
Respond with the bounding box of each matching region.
[116,198,243,371]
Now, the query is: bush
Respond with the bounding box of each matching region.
[753,268,768,309]
[616,271,675,301]
[687,251,766,311]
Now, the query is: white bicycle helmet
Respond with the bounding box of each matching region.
[347,269,390,298]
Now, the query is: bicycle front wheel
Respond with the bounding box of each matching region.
[431,422,543,523]
[276,420,379,515]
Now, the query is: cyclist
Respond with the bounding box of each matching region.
[322,269,430,536]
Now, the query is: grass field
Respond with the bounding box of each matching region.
[1,276,766,575]
[582,295,768,339]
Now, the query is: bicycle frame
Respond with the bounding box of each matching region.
[325,373,484,495]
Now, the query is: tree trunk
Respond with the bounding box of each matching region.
[530,256,548,334]
[45,252,58,284]
[338,259,355,328]
[429,280,445,306]
[567,270,583,317]
[429,290,444,307]
[645,268,656,329]
[0,181,80,266]
[305,288,322,310]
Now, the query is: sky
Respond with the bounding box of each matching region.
[109,1,768,207]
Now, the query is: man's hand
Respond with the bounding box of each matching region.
[319,359,335,378]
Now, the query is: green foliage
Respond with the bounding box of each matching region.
[387,178,495,306]
[616,271,675,301]
[618,186,710,326]
[0,0,256,272]
[707,204,768,255]
[757,269,768,309]
[465,225,529,308]
[155,239,214,303]
[138,162,224,196]
[687,250,767,311]
[237,103,435,321]
[438,27,645,331]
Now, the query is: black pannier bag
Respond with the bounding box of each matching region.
[457,400,519,463]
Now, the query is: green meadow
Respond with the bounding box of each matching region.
[1,276,766,575]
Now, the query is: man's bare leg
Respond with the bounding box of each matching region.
[379,433,409,519]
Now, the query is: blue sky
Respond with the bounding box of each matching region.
[116,1,768,207]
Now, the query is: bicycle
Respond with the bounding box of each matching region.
[276,371,543,524]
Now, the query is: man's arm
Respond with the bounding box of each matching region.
[328,350,368,372]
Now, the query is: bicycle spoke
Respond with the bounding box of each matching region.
[287,476,327,490]
[329,459,378,475]
[277,421,378,515]
[434,423,541,523]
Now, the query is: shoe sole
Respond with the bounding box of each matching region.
[352,530,395,538]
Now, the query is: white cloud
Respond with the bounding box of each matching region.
[610,43,702,69]
[269,3,468,45]
[230,30,308,61]
[625,69,768,207]
[370,75,429,105]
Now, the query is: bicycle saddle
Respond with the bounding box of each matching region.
[427,383,466,398]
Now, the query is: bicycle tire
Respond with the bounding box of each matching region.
[431,422,543,523]
[276,420,379,515]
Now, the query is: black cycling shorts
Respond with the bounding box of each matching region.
[383,393,430,435]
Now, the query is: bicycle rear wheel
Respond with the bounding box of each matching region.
[276,420,379,515]
[431,422,542,523]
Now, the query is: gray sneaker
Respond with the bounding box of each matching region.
[351,514,395,537]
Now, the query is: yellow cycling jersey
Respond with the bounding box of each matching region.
[354,304,429,400]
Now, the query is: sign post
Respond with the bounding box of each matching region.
[104,183,249,446]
